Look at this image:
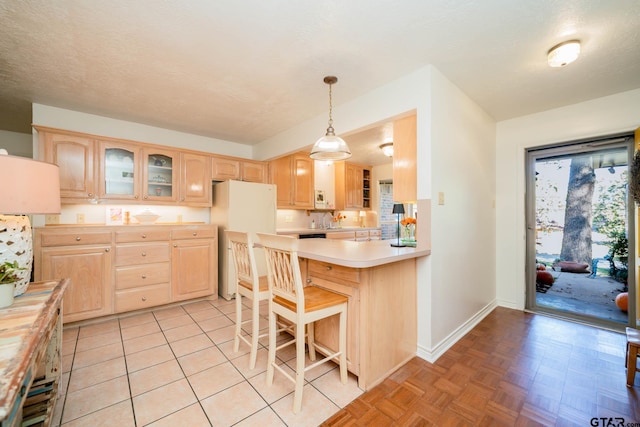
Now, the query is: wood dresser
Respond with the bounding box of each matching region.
[0,279,68,427]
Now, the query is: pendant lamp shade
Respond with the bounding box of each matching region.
[310,76,351,161]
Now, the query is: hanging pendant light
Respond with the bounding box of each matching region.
[310,76,352,161]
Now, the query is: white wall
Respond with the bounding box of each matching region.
[495,88,640,310]
[32,104,253,158]
[0,130,32,157]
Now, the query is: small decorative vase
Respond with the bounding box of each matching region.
[0,283,15,308]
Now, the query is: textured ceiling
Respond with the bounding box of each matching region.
[1,1,639,165]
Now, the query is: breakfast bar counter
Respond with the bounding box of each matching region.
[289,238,429,390]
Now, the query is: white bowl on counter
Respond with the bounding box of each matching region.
[134,210,160,224]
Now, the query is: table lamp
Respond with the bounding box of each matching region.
[0,152,60,296]
[390,203,406,247]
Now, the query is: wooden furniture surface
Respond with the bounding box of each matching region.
[268,153,314,209]
[325,229,382,241]
[305,256,416,391]
[626,327,640,386]
[34,225,217,323]
[212,156,267,183]
[0,279,68,427]
[37,126,261,206]
[393,114,417,202]
[335,162,372,210]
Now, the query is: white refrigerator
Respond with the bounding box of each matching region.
[211,180,277,299]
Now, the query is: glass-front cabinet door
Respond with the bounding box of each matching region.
[99,141,141,201]
[143,148,178,202]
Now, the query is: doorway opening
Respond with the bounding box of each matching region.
[525,134,636,329]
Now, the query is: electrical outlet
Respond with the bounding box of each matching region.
[285,215,293,223]
[76,213,85,224]
[45,214,59,224]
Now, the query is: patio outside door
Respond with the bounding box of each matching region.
[525,134,636,329]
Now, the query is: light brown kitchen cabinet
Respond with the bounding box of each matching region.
[113,229,171,313]
[98,140,142,201]
[179,152,211,206]
[269,153,314,209]
[335,162,371,210]
[34,225,218,323]
[39,130,97,202]
[35,230,113,323]
[143,147,179,202]
[212,156,267,183]
[393,114,417,202]
[171,227,217,301]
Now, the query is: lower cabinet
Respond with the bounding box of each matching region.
[34,225,217,323]
[171,228,217,301]
[38,235,113,323]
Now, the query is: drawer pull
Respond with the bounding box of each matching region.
[141,274,147,279]
[105,248,110,252]
[192,232,197,236]
[306,278,312,283]
[173,244,178,248]
[326,266,332,271]
[75,236,81,241]
[88,192,94,197]
[142,296,147,301]
[141,234,147,238]
[141,252,147,257]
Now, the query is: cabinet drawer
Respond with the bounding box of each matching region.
[115,244,169,266]
[326,231,355,240]
[369,229,381,237]
[114,283,171,313]
[355,230,369,238]
[171,227,216,240]
[308,260,361,284]
[115,229,170,243]
[115,262,170,289]
[40,232,112,247]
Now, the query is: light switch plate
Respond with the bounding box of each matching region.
[45,214,60,224]
[76,213,85,224]
[438,192,445,205]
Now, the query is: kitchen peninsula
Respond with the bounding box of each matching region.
[292,238,429,390]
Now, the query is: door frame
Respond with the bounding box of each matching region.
[525,133,636,329]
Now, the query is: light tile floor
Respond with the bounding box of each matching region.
[53,297,363,427]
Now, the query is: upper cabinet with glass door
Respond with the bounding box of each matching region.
[143,148,178,202]
[99,141,141,201]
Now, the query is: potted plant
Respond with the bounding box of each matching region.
[0,260,25,308]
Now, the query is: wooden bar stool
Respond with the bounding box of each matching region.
[226,230,270,370]
[258,233,348,414]
[626,327,640,387]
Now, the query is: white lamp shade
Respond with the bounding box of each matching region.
[0,154,61,214]
[310,135,352,161]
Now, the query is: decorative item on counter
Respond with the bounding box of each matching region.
[0,261,26,308]
[106,207,124,225]
[124,211,130,225]
[134,209,160,224]
[400,216,417,246]
[390,203,405,247]
[333,213,346,228]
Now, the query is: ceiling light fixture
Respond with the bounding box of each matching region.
[310,76,351,161]
[380,142,394,157]
[547,40,581,67]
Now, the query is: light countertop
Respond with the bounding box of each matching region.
[294,238,429,268]
[277,227,379,235]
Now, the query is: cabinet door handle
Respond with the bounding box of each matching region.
[141,252,147,256]
[142,296,147,301]
[143,195,148,200]
[88,192,93,197]
[75,236,81,241]
[326,266,332,271]
[306,278,312,283]
[134,195,139,199]
[105,248,110,252]
[173,243,178,248]
[141,234,147,238]
[192,232,197,236]
[141,274,147,279]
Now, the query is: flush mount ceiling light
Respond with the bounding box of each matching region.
[310,76,352,161]
[547,40,581,67]
[380,142,394,157]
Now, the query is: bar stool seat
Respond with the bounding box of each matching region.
[626,327,640,387]
[258,232,348,414]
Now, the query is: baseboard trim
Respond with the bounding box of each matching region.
[416,299,498,363]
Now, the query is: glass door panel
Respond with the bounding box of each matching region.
[144,150,177,202]
[103,147,137,199]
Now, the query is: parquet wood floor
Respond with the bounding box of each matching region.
[322,307,640,426]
